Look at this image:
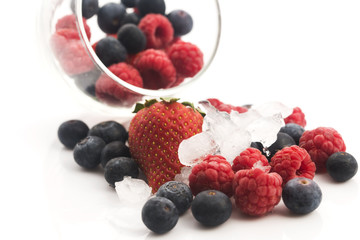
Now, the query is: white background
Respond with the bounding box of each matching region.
[1,0,360,239]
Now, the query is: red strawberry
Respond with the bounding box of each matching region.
[128,98,204,192]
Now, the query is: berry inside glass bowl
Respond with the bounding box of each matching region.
[39,0,221,115]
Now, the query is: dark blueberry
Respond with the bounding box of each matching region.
[280,123,305,145]
[88,120,128,144]
[267,132,296,160]
[104,157,139,187]
[282,177,322,214]
[95,37,127,67]
[121,0,137,8]
[191,190,232,227]
[142,197,179,234]
[73,68,101,97]
[71,0,99,19]
[100,141,131,168]
[326,152,358,182]
[120,12,140,26]
[250,142,264,152]
[117,24,146,54]
[137,0,165,16]
[167,10,193,36]
[58,120,89,149]
[156,181,193,215]
[73,136,106,169]
[97,3,126,34]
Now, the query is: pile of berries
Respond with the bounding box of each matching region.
[51,0,203,107]
[57,98,358,234]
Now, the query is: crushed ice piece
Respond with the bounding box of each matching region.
[252,160,271,172]
[251,101,292,118]
[115,177,152,207]
[174,166,193,186]
[246,113,285,147]
[178,101,292,165]
[178,131,218,166]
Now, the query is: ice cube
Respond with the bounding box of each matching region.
[115,177,152,207]
[246,113,285,147]
[230,109,262,130]
[219,128,251,164]
[178,131,218,166]
[251,101,292,118]
[174,166,193,186]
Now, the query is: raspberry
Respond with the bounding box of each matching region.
[138,14,174,49]
[55,14,91,40]
[232,148,269,172]
[284,107,306,127]
[207,98,248,114]
[270,145,316,184]
[166,41,204,78]
[132,49,176,89]
[299,127,346,172]
[189,155,234,197]
[232,167,283,216]
[95,62,143,107]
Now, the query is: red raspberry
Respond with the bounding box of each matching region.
[138,14,173,49]
[55,14,91,40]
[132,49,176,89]
[207,98,248,114]
[299,127,346,172]
[189,155,234,197]
[284,107,306,127]
[166,41,204,78]
[232,148,269,172]
[270,145,316,184]
[232,167,283,216]
[95,62,143,107]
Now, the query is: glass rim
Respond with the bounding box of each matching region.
[74,0,222,97]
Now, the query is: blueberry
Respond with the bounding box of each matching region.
[58,120,89,149]
[121,0,137,8]
[156,181,193,215]
[142,197,179,234]
[95,37,127,67]
[71,0,99,19]
[282,177,322,214]
[100,141,131,168]
[117,24,146,54]
[88,120,128,143]
[137,0,166,16]
[104,157,139,187]
[73,136,106,169]
[326,152,358,182]
[121,12,140,26]
[280,123,305,145]
[250,141,264,152]
[191,190,232,227]
[167,10,193,36]
[73,68,101,97]
[97,3,126,34]
[267,132,296,160]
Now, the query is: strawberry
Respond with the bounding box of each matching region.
[128,98,204,192]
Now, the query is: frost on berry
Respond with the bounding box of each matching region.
[178,101,292,166]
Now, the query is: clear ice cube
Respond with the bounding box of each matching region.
[174,166,193,185]
[115,177,152,207]
[251,101,292,118]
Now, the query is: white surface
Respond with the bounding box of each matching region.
[1,0,360,239]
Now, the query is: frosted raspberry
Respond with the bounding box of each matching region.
[138,14,174,49]
[189,155,234,197]
[232,148,269,172]
[270,145,316,184]
[207,98,248,114]
[95,62,143,107]
[132,49,176,89]
[232,167,283,216]
[299,127,346,172]
[55,14,91,40]
[284,107,306,127]
[166,41,204,78]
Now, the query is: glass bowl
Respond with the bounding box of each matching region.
[39,0,221,116]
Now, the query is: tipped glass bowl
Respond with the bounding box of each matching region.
[39,0,221,115]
